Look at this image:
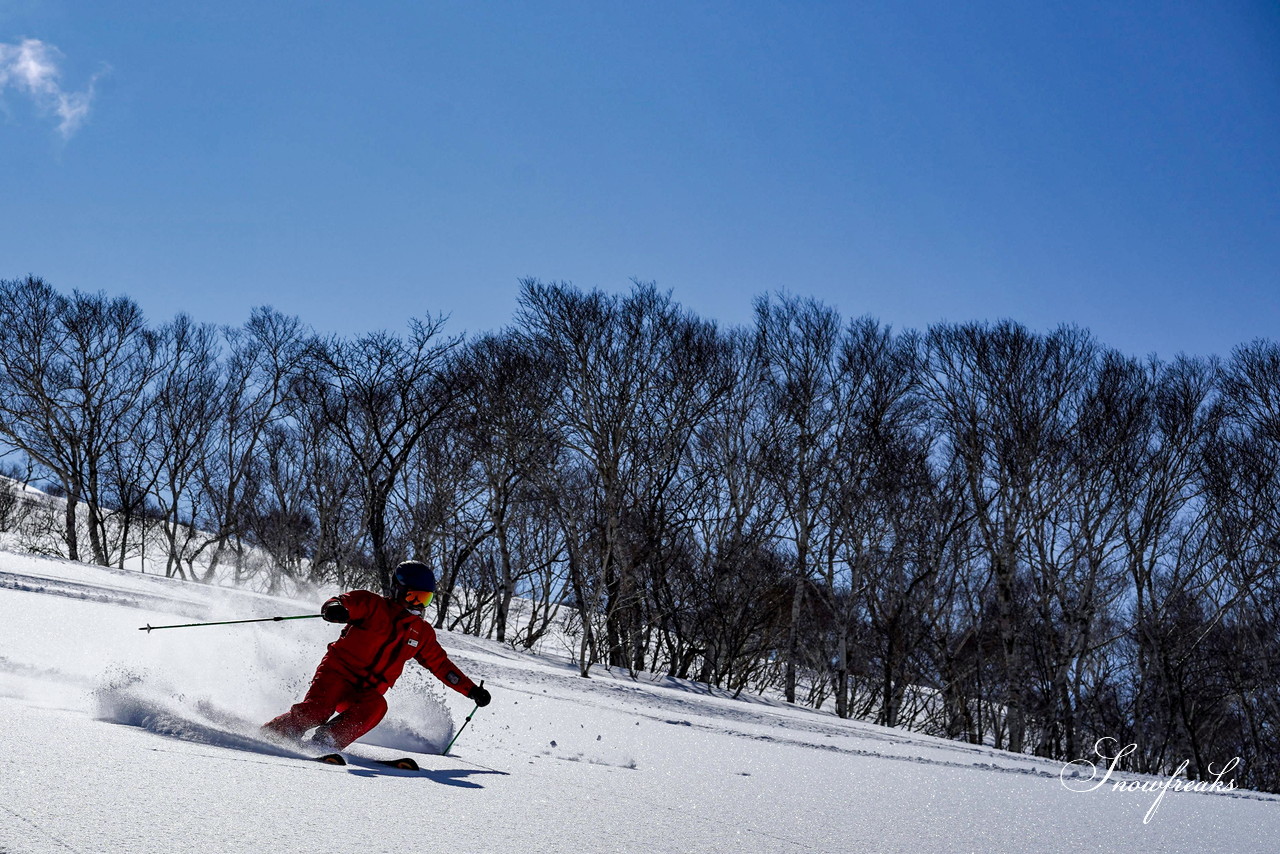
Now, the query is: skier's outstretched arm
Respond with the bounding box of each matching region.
[414,626,490,705]
[321,590,380,624]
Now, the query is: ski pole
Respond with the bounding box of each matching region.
[443,680,483,755]
[138,614,324,633]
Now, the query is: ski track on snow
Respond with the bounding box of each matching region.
[0,570,207,617]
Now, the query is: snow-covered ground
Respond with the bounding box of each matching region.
[2,551,1277,853]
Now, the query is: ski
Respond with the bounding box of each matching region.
[372,757,420,771]
[311,752,418,771]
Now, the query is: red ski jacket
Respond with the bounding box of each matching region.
[317,590,476,697]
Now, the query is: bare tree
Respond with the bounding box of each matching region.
[619,301,730,674]
[194,308,306,583]
[516,279,720,673]
[824,318,925,720]
[148,314,222,578]
[292,317,461,594]
[400,414,490,629]
[0,277,160,565]
[924,321,1096,752]
[293,397,366,588]
[1117,355,1221,773]
[455,332,560,642]
[753,292,845,703]
[0,461,36,533]
[1021,349,1147,757]
[244,422,314,592]
[0,278,82,556]
[682,328,787,687]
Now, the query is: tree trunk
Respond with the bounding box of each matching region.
[994,549,1025,753]
[63,485,80,562]
[836,622,850,719]
[495,521,513,643]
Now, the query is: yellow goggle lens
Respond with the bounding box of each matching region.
[405,590,434,608]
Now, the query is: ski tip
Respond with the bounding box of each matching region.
[315,753,347,766]
[375,757,420,771]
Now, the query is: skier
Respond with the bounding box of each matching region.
[263,560,491,752]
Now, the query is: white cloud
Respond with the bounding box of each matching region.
[0,38,101,139]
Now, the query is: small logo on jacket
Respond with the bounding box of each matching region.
[407,639,419,647]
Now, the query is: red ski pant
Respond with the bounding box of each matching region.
[263,665,387,751]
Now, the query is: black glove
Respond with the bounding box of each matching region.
[321,601,350,623]
[468,685,491,707]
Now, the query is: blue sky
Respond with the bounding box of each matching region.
[2,1,1277,359]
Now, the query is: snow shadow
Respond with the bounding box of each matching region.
[340,758,508,788]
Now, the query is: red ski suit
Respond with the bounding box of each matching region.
[264,590,476,750]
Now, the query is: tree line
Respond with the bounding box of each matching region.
[2,274,1278,791]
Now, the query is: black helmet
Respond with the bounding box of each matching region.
[392,560,436,599]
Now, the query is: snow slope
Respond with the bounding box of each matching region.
[1,552,1277,853]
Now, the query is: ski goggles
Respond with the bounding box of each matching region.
[404,590,434,608]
